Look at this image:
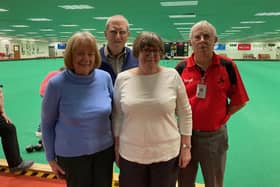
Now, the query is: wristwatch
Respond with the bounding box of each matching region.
[181,144,191,149]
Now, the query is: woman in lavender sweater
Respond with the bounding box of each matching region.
[41,32,114,187]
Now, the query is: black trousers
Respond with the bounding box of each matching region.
[57,146,114,187]
[0,115,23,168]
[119,156,179,187]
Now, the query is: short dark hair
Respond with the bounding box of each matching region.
[132,32,164,58]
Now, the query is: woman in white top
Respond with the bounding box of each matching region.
[113,31,192,187]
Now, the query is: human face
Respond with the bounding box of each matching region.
[72,41,95,76]
[105,19,129,54]
[190,26,217,55]
[138,46,161,68]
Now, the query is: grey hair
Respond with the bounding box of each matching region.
[189,20,217,38]
[105,15,130,31]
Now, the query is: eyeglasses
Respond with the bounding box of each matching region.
[142,48,160,55]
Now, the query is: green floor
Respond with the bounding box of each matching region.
[0,59,280,187]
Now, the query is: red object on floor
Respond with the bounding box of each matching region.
[0,174,66,187]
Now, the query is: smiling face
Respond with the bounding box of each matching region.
[72,39,96,76]
[104,15,130,55]
[64,32,101,76]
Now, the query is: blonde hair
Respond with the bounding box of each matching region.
[64,32,101,70]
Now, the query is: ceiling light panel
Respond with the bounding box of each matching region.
[58,5,94,10]
[11,25,29,28]
[81,28,96,31]
[174,22,195,25]
[40,29,54,31]
[0,8,8,12]
[231,26,251,29]
[60,24,79,27]
[0,29,15,32]
[160,1,198,6]
[240,21,265,24]
[255,12,280,16]
[28,18,52,21]
[93,17,109,20]
[169,14,196,18]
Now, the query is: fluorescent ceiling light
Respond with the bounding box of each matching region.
[81,28,96,31]
[264,32,278,34]
[0,8,8,12]
[179,31,189,32]
[96,31,105,34]
[176,27,190,30]
[60,24,79,27]
[169,14,196,18]
[11,25,29,28]
[28,18,52,21]
[240,21,265,24]
[225,30,241,32]
[60,32,72,34]
[174,22,194,25]
[93,17,109,20]
[58,5,94,10]
[0,29,15,32]
[231,26,251,29]
[255,12,280,16]
[129,28,144,31]
[220,33,235,35]
[160,1,198,6]
[40,29,54,31]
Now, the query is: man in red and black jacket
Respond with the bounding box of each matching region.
[175,20,249,187]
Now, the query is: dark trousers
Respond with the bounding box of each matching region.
[178,125,228,187]
[57,146,114,187]
[0,115,22,168]
[119,156,179,187]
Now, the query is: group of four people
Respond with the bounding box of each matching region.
[1,14,249,187]
[41,14,249,187]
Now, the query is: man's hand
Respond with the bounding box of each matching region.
[0,112,12,124]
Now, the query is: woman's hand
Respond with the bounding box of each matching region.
[48,160,65,179]
[178,147,191,168]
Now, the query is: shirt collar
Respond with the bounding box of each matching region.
[188,52,219,68]
[105,45,126,58]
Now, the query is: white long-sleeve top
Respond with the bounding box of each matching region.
[113,67,192,164]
